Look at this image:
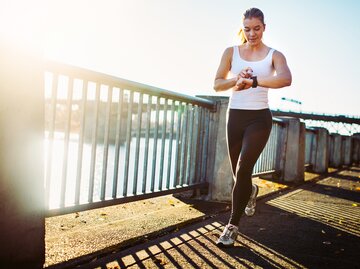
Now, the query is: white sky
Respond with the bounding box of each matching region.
[2,0,360,117]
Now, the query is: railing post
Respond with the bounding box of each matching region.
[199,96,232,202]
[0,42,44,268]
[329,133,342,168]
[276,117,305,182]
[312,127,329,173]
[342,136,352,167]
[352,133,360,165]
[299,122,306,174]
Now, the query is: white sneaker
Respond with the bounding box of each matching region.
[216,224,238,247]
[245,184,259,216]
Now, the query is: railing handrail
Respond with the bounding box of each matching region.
[45,61,216,111]
[271,117,288,126]
[305,127,318,133]
[271,110,360,125]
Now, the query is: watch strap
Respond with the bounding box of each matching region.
[251,76,258,88]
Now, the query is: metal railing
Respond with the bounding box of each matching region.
[45,62,216,216]
[45,62,323,216]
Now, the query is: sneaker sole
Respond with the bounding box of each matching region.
[216,241,235,248]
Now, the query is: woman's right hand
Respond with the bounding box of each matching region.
[240,67,253,79]
[235,77,252,91]
[235,67,253,90]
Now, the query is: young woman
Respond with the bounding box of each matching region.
[213,7,292,247]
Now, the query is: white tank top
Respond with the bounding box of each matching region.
[229,46,275,110]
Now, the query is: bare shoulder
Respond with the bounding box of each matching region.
[215,46,235,79]
[272,49,287,62]
[218,46,234,67]
[271,49,291,75]
[222,46,234,59]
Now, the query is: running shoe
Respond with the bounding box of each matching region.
[216,224,238,247]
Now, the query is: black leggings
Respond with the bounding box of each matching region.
[227,108,272,226]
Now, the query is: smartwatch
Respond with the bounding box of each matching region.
[251,76,258,88]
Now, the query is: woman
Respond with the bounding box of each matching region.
[213,7,292,247]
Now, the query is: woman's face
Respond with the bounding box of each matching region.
[243,17,265,46]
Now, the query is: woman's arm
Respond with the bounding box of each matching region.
[260,50,292,88]
[238,50,292,89]
[213,47,238,92]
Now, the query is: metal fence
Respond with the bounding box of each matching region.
[44,62,216,216]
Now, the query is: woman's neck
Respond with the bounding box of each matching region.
[244,41,266,51]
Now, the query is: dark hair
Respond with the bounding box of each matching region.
[238,7,265,44]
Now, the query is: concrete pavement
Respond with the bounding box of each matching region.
[46,167,360,269]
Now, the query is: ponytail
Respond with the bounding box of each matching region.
[238,29,247,44]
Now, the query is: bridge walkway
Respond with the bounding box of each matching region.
[46,167,360,269]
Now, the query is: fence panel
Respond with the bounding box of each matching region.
[253,119,286,176]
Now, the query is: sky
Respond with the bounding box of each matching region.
[2,0,360,117]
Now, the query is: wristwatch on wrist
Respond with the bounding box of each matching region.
[251,76,258,88]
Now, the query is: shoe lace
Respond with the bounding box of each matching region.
[222,225,237,239]
[247,198,255,208]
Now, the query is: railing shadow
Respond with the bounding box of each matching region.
[308,182,360,203]
[328,171,360,182]
[341,166,360,173]
[44,194,230,269]
[75,219,301,269]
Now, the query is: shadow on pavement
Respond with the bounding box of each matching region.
[327,172,360,182]
[306,182,360,203]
